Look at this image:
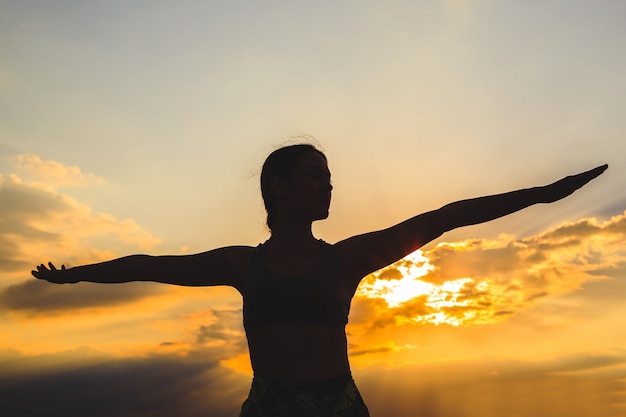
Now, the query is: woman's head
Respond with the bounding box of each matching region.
[261,144,330,231]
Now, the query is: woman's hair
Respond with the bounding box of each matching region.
[260,143,326,231]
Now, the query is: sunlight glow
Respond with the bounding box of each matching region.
[357,250,495,327]
[357,250,434,307]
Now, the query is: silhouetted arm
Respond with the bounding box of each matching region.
[32,246,252,289]
[336,164,608,288]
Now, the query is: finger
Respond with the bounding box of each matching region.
[48,262,57,271]
[588,164,607,175]
[574,164,608,183]
[592,164,608,174]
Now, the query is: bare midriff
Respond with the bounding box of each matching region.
[246,323,350,382]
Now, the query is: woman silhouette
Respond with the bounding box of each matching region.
[33,144,607,417]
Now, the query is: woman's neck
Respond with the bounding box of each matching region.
[268,219,317,250]
[265,226,321,275]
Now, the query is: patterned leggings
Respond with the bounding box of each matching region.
[239,372,370,417]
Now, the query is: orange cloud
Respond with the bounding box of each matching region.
[0,280,167,314]
[11,153,106,188]
[354,211,626,328]
[0,155,244,353]
[0,167,160,284]
[0,157,167,349]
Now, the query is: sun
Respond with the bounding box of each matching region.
[356,249,495,327]
[356,250,434,307]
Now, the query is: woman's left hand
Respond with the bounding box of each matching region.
[539,164,608,203]
[32,262,77,284]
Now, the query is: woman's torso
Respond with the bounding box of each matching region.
[239,240,353,381]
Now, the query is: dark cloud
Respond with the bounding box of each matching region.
[0,280,165,313]
[0,350,250,417]
[0,308,252,417]
[195,308,248,356]
[1,349,623,417]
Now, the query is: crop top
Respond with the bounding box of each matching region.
[241,240,351,333]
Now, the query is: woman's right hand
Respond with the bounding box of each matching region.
[32,262,78,284]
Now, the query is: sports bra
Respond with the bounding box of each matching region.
[242,240,351,333]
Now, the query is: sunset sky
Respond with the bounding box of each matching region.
[1,1,625,416]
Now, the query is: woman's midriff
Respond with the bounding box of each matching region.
[246,324,350,382]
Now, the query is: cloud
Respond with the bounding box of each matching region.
[0,166,160,281]
[0,156,164,313]
[349,341,417,357]
[0,307,252,416]
[0,349,250,417]
[0,280,165,313]
[194,308,248,357]
[11,153,106,188]
[355,212,626,328]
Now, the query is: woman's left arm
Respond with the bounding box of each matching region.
[335,164,608,288]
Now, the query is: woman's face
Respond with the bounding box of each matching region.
[282,151,333,222]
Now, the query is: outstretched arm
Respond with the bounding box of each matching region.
[336,164,608,287]
[32,245,253,289]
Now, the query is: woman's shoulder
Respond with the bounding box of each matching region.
[191,245,258,276]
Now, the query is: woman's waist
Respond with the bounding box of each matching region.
[250,357,350,382]
[247,324,349,381]
[251,370,354,388]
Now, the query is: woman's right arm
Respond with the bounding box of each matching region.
[32,245,253,289]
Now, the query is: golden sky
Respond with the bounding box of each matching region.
[1,152,624,416]
[1,1,626,416]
